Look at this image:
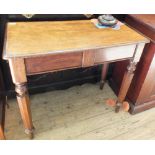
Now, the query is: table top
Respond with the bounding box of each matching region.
[3,20,149,59]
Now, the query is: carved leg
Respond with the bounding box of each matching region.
[100,63,109,90]
[15,83,34,139]
[8,58,35,139]
[0,125,5,140]
[115,60,136,113]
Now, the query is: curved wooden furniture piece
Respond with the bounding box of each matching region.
[3,20,148,138]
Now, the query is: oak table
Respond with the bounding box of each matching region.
[3,20,148,139]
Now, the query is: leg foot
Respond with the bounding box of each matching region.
[115,102,121,113]
[100,80,105,90]
[0,125,5,140]
[25,128,35,139]
[106,99,130,113]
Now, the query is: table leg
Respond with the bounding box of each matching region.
[9,58,34,139]
[100,63,109,90]
[15,83,34,139]
[115,60,136,113]
[0,125,5,140]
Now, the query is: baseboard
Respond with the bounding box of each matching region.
[129,100,155,114]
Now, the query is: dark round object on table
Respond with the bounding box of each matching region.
[98,15,118,27]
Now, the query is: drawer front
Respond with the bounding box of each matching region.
[94,44,136,64]
[25,52,83,75]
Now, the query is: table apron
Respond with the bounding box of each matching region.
[25,44,137,75]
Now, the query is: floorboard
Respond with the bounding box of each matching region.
[4,83,155,140]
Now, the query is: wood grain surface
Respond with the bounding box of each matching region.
[3,20,149,59]
[25,52,83,75]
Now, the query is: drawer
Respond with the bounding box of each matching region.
[25,52,83,75]
[94,44,136,64]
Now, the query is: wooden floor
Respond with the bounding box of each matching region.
[4,83,155,140]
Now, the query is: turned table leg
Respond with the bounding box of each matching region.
[15,83,34,139]
[9,58,34,139]
[115,60,136,113]
[0,125,5,140]
[100,63,109,90]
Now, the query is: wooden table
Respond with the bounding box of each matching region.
[3,20,148,139]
